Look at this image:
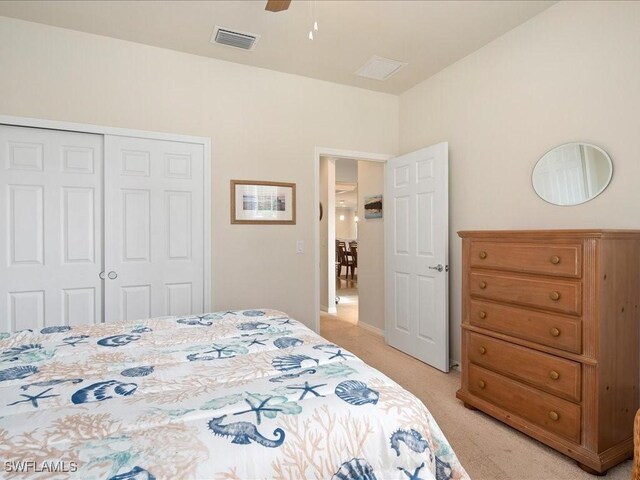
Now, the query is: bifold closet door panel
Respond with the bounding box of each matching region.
[103,135,204,323]
[0,125,103,332]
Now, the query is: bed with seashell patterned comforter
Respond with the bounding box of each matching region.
[0,309,469,480]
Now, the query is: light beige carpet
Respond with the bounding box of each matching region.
[320,314,633,480]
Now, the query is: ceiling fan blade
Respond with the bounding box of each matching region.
[265,0,291,12]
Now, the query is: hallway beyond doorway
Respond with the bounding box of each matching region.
[335,276,358,324]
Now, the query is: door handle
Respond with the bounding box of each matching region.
[99,271,106,280]
[107,271,118,280]
[429,264,444,273]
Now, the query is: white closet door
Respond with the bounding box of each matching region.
[0,125,103,332]
[104,135,204,322]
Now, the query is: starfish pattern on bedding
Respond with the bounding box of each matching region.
[286,381,327,400]
[398,462,426,480]
[58,336,89,347]
[208,345,235,358]
[234,395,284,424]
[328,349,354,360]
[7,387,60,408]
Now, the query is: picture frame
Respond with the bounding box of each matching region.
[230,180,296,225]
[364,194,383,219]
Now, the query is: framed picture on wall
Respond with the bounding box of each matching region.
[230,180,296,224]
[364,194,383,219]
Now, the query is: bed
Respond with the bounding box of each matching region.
[0,309,468,480]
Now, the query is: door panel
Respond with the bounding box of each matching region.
[166,283,193,316]
[120,285,151,321]
[385,143,449,372]
[104,135,204,322]
[0,125,103,332]
[8,185,44,265]
[63,287,97,326]
[63,187,96,264]
[122,188,151,262]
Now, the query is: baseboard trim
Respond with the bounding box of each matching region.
[358,322,384,337]
[320,305,337,314]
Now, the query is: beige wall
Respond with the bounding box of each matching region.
[0,17,398,329]
[399,1,640,363]
[357,161,385,332]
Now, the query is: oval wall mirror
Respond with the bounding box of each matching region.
[532,143,613,206]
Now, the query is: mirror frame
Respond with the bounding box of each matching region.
[532,142,613,206]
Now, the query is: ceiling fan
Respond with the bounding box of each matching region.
[265,0,291,12]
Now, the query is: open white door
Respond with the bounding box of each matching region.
[385,143,449,372]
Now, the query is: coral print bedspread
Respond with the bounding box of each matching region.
[0,309,469,480]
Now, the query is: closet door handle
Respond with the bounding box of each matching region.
[99,271,106,280]
[108,271,118,280]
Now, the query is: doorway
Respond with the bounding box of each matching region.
[314,143,451,373]
[315,148,390,337]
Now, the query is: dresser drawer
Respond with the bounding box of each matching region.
[469,271,582,316]
[468,364,581,443]
[470,241,582,278]
[469,300,582,354]
[467,332,581,402]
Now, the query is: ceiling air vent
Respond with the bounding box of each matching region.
[355,55,407,81]
[211,26,260,51]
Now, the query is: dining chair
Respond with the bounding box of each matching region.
[337,244,355,280]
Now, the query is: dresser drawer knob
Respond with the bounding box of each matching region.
[479,346,487,355]
[478,251,488,259]
[549,291,561,301]
[549,370,560,380]
[550,255,561,265]
[478,311,487,319]
[549,327,561,337]
[548,411,560,421]
[479,281,487,290]
[478,380,486,389]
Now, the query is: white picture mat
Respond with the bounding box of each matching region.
[234,184,294,221]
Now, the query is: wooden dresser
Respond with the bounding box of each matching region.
[457,230,640,474]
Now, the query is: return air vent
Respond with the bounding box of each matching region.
[355,55,407,81]
[211,26,260,51]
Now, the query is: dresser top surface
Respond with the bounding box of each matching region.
[458,229,640,239]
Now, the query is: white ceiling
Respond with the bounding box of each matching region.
[336,185,357,210]
[0,0,555,94]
